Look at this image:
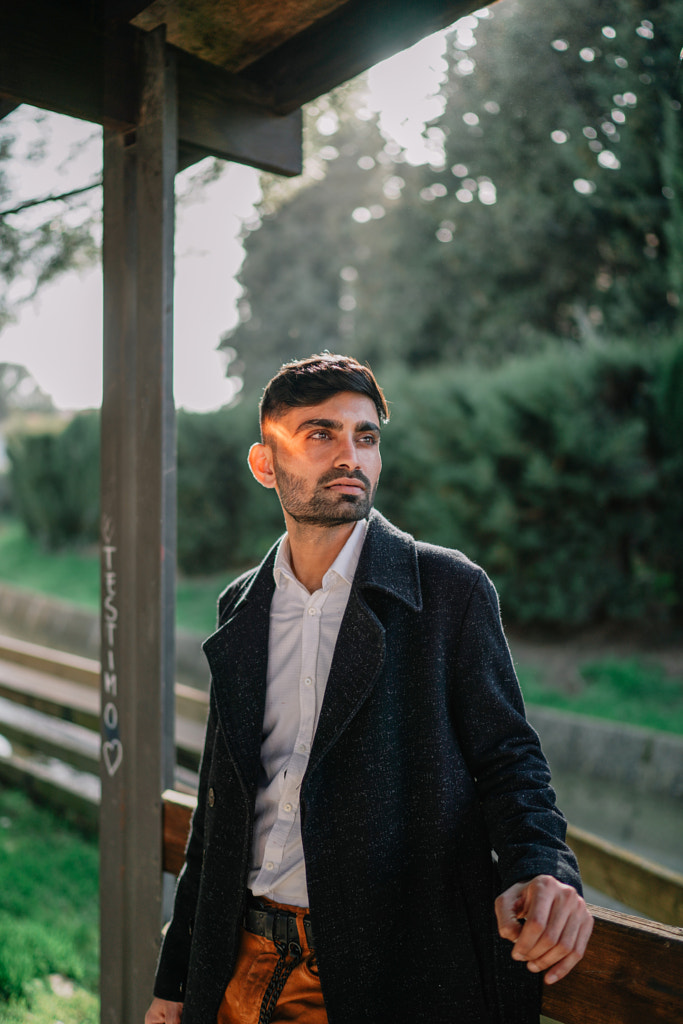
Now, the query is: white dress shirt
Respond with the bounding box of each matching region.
[248,518,368,907]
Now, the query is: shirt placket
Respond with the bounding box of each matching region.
[259,585,330,879]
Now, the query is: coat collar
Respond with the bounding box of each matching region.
[219,508,422,618]
[202,510,421,791]
[354,509,422,612]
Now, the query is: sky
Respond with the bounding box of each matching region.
[0,23,474,412]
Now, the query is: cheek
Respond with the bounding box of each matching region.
[366,450,381,483]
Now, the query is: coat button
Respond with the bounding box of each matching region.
[208,787,215,807]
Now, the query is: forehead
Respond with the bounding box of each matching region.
[272,391,379,433]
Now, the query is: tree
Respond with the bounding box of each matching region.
[222,0,683,380]
[0,109,100,333]
[0,363,54,419]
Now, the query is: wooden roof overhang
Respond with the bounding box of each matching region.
[1,0,482,173]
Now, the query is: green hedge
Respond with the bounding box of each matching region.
[378,338,683,624]
[6,338,683,626]
[6,413,100,550]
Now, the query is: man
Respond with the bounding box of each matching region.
[146,353,593,1024]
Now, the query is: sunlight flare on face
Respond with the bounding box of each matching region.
[260,392,382,529]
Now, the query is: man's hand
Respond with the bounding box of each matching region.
[495,874,594,985]
[144,997,183,1023]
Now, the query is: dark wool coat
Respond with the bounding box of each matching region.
[154,511,581,1023]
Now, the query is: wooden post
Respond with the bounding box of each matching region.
[100,25,177,1024]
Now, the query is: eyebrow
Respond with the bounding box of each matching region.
[294,417,381,435]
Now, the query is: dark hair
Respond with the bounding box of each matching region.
[259,353,389,438]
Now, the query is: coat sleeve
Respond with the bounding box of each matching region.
[152,568,257,1000]
[153,688,218,1001]
[450,570,582,894]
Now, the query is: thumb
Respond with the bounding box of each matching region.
[495,882,527,942]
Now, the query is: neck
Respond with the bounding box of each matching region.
[284,518,357,593]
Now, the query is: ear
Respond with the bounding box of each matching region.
[248,442,277,490]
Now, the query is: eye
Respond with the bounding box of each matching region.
[309,430,331,440]
[359,433,379,445]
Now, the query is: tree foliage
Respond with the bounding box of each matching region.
[222,0,683,383]
[0,111,100,333]
[8,338,683,626]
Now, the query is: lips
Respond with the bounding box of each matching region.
[325,477,366,496]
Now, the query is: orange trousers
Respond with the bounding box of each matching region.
[217,899,328,1024]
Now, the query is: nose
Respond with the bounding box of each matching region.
[334,433,360,469]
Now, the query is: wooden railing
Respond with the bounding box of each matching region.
[1,635,683,1021]
[0,633,207,829]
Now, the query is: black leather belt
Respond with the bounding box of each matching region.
[245,894,315,951]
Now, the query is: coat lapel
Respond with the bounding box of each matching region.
[306,511,422,779]
[201,547,277,794]
[201,512,422,791]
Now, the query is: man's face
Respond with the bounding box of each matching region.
[261,391,382,528]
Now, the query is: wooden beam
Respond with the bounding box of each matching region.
[0,3,138,128]
[100,25,177,1024]
[0,3,301,174]
[162,788,196,875]
[0,98,19,120]
[105,0,156,25]
[568,823,683,927]
[241,0,481,113]
[177,49,302,175]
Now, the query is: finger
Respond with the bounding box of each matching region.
[525,902,584,973]
[516,888,580,964]
[509,886,556,961]
[542,913,595,985]
[494,884,526,942]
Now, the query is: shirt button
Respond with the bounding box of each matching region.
[283,802,293,812]
[265,861,275,872]
[307,607,317,616]
[298,743,308,753]
[304,677,313,687]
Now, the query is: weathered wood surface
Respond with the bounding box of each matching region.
[0,635,209,723]
[242,0,482,113]
[0,98,19,120]
[100,26,178,1024]
[0,694,99,773]
[568,823,683,927]
[542,908,683,1024]
[161,791,683,1023]
[0,633,100,687]
[162,789,197,875]
[0,2,302,173]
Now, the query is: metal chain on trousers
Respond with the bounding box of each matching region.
[258,940,303,1024]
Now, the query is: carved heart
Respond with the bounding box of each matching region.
[103,739,123,777]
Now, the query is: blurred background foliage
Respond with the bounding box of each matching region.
[3,0,683,630]
[6,336,683,627]
[221,0,683,384]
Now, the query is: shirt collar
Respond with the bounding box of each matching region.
[273,518,369,592]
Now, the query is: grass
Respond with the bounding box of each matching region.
[0,979,98,1024]
[519,657,683,736]
[0,788,99,1018]
[0,519,100,610]
[0,517,224,637]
